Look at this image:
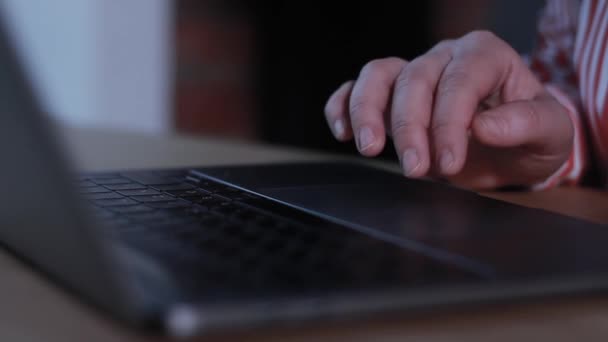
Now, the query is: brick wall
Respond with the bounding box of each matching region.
[174,0,257,139]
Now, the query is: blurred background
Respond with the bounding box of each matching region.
[3,0,543,158]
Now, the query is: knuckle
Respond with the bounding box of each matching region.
[383,56,406,65]
[431,121,451,134]
[431,121,467,140]
[360,57,405,77]
[391,119,418,137]
[464,30,498,43]
[360,59,385,76]
[432,39,455,52]
[459,30,514,60]
[437,66,471,95]
[430,122,454,139]
[394,59,434,95]
[349,97,373,119]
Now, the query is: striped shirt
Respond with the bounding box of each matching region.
[530,0,608,188]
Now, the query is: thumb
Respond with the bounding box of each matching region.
[471,96,573,153]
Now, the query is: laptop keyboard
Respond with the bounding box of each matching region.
[77,169,472,299]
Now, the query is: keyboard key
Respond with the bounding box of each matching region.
[228,193,259,202]
[210,193,233,202]
[108,205,153,214]
[131,194,175,203]
[182,194,222,206]
[123,170,187,178]
[91,178,131,185]
[104,183,147,191]
[124,174,183,185]
[95,198,139,207]
[197,181,227,193]
[155,170,189,177]
[214,187,243,197]
[85,192,124,200]
[118,188,162,196]
[167,189,210,197]
[152,183,195,191]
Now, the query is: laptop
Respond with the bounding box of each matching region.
[2,9,608,338]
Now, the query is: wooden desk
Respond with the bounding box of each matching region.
[4,126,608,341]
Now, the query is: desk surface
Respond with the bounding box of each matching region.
[4,126,608,341]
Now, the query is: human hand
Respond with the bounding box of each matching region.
[324,31,574,189]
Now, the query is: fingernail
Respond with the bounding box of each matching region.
[358,126,375,151]
[333,119,345,138]
[401,148,420,176]
[439,149,454,173]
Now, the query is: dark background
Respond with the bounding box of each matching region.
[255,1,432,158]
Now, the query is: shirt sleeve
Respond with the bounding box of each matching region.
[528,0,589,190]
[531,85,587,190]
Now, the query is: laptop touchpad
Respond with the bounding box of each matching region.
[258,183,488,245]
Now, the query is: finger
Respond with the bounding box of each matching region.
[349,57,406,156]
[431,31,516,176]
[390,41,453,177]
[445,140,509,190]
[325,81,355,141]
[472,95,573,153]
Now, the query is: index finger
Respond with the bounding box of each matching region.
[349,57,406,156]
